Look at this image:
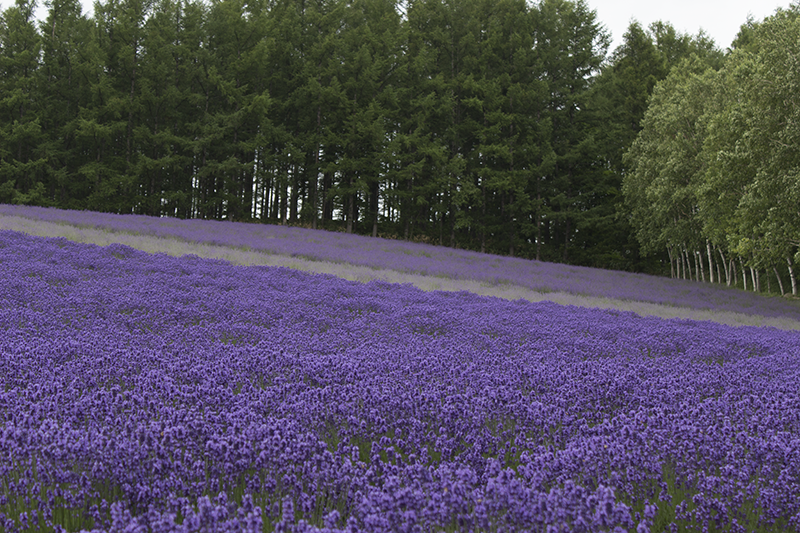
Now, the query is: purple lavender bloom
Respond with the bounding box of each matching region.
[0,229,799,532]
[2,204,799,321]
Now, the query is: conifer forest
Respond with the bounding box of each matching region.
[1,0,798,286]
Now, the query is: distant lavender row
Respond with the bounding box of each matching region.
[2,230,799,532]
[3,204,799,321]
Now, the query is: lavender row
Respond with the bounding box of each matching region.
[1,230,799,532]
[3,204,799,321]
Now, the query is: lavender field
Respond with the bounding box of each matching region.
[2,229,800,532]
[2,204,800,324]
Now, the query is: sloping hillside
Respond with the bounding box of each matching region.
[2,204,799,329]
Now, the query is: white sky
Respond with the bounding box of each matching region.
[0,0,796,53]
[589,0,797,51]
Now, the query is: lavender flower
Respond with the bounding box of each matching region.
[0,230,798,532]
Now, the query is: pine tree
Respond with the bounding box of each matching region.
[37,0,95,207]
[472,0,537,256]
[387,0,454,242]
[535,0,608,263]
[0,0,47,205]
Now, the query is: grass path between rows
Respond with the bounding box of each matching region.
[3,213,799,331]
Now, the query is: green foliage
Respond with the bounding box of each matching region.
[623,4,800,290]
[0,0,48,205]
[623,56,717,254]
[710,6,800,274]
[18,0,800,280]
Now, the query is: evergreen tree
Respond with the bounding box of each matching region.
[471,0,539,256]
[5,0,792,280]
[81,0,153,213]
[332,0,400,234]
[396,0,468,243]
[38,0,95,207]
[203,0,271,221]
[0,0,47,205]
[535,0,608,263]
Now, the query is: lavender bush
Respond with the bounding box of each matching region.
[1,230,799,532]
[2,204,799,321]
[2,212,799,331]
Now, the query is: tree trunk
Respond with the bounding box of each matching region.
[706,240,714,283]
[312,106,321,230]
[267,167,277,220]
[290,164,299,223]
[438,198,444,245]
[740,258,747,291]
[697,251,705,282]
[731,259,737,287]
[667,246,675,279]
[536,177,541,261]
[717,248,731,287]
[681,248,689,280]
[788,257,797,296]
[261,173,269,221]
[480,181,486,254]
[750,266,757,292]
[449,200,456,248]
[346,193,354,234]
[322,170,333,227]
[508,107,516,257]
[773,267,785,296]
[280,172,288,225]
[371,180,379,238]
[404,173,414,241]
[508,194,515,257]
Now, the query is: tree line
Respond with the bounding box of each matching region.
[1,0,735,274]
[623,5,800,296]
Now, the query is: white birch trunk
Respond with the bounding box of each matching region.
[789,257,797,296]
[774,267,785,296]
[698,251,706,282]
[685,249,690,280]
[718,249,730,285]
[706,241,714,283]
[682,248,688,280]
[682,248,689,280]
[740,258,747,291]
